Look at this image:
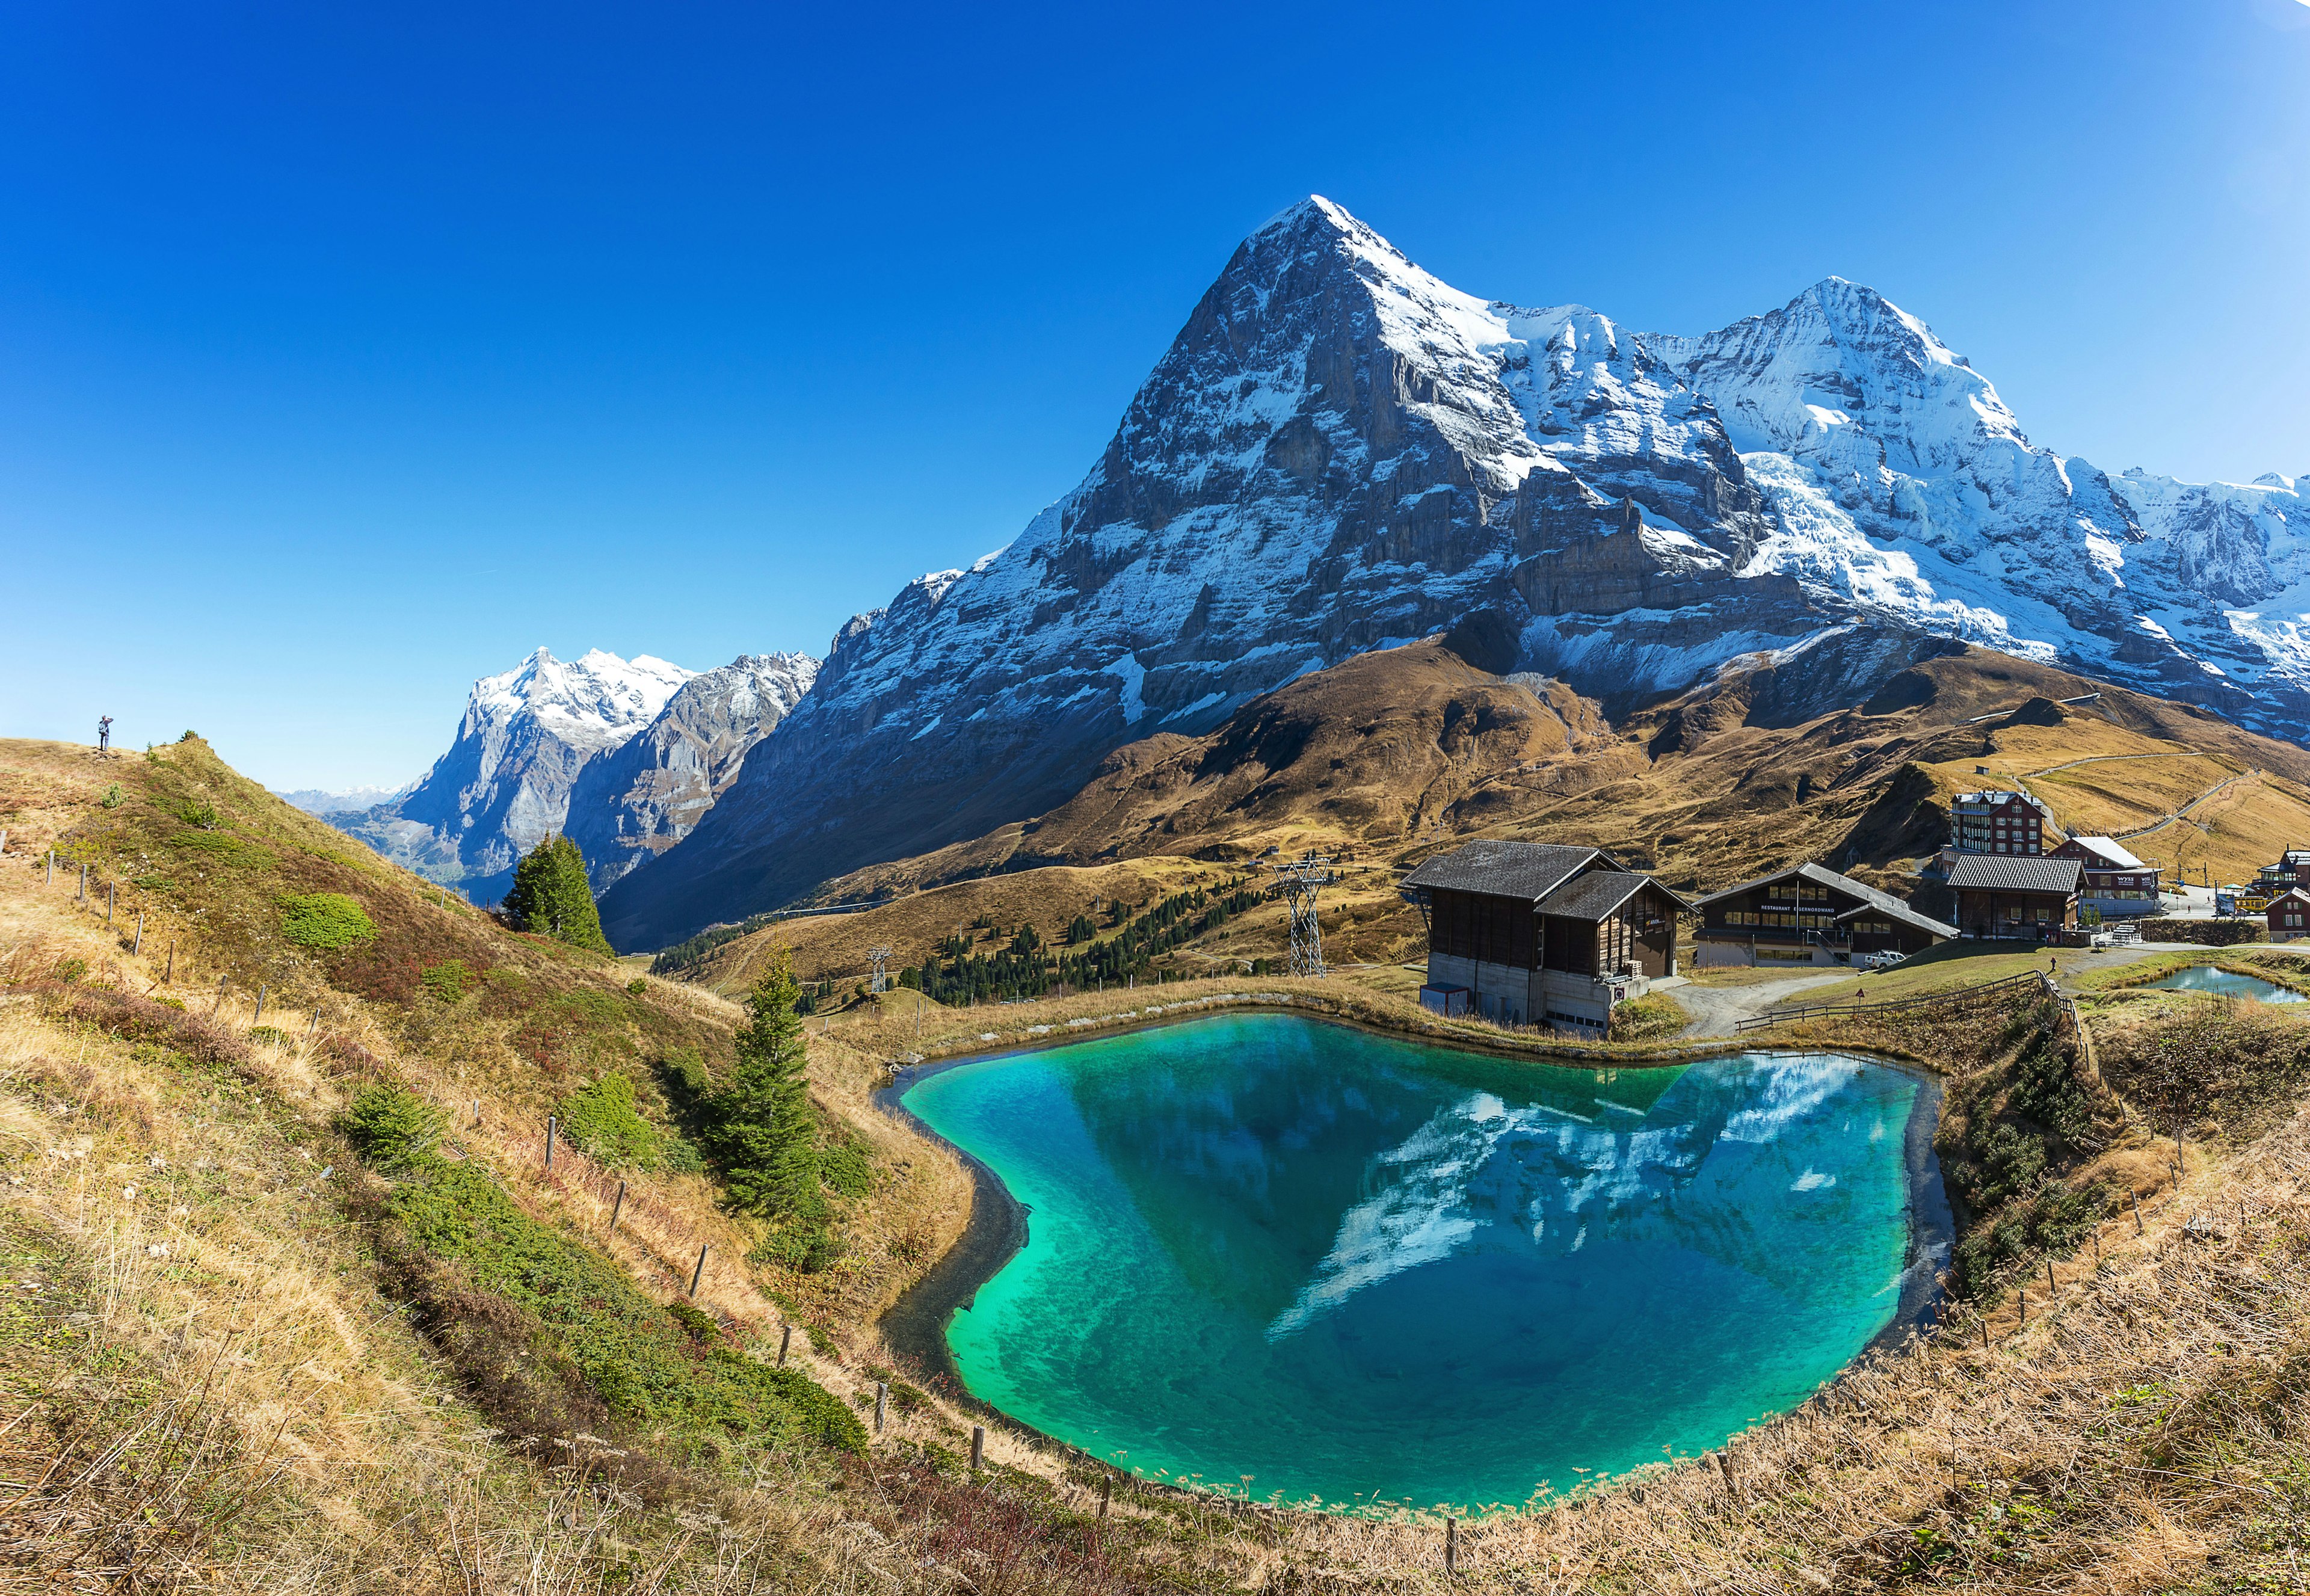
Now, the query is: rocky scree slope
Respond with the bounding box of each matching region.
[600,197,2304,951]
[341,647,814,905]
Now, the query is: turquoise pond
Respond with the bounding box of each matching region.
[2139,965,2305,1003]
[901,1012,1933,1511]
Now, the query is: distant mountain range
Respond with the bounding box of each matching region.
[277,783,411,816]
[580,196,2302,951]
[326,647,814,905]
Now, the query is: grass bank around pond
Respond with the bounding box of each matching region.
[824,969,1743,1072]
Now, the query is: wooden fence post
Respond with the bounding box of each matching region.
[253,985,266,1024]
[544,1117,556,1168]
[777,1323,793,1367]
[1098,1476,1112,1518]
[970,1426,985,1473]
[1444,1516,1458,1579]
[689,1243,707,1297]
[609,1180,625,1233]
[2133,1189,2144,1234]
[78,863,87,901]
[46,851,54,886]
[106,883,114,926]
[308,1006,321,1038]
[211,975,227,1017]
[164,941,174,983]
[132,913,143,956]
[874,1382,887,1434]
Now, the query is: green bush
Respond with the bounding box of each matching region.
[338,1083,446,1172]
[101,784,124,809]
[381,1156,863,1455]
[174,796,220,829]
[420,960,474,1003]
[279,893,377,950]
[54,958,88,985]
[667,1301,719,1343]
[627,978,648,996]
[821,1135,875,1198]
[248,1026,289,1047]
[555,1073,662,1169]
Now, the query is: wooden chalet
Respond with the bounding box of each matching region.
[2270,887,2310,943]
[1693,861,1956,969]
[1402,841,1692,1032]
[1945,854,2081,940]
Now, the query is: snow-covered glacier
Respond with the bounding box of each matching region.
[599,197,2303,949]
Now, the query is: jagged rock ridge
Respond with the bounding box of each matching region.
[597,197,2304,950]
[561,653,819,892]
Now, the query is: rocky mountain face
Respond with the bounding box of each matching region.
[559,653,818,892]
[597,197,2306,951]
[340,647,695,904]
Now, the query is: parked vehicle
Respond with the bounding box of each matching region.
[1856,950,1908,972]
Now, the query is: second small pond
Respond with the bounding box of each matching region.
[2137,965,2306,1003]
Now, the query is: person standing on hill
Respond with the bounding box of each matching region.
[97,715,111,754]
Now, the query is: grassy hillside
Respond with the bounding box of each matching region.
[16,730,2310,1590]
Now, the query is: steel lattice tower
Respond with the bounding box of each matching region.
[1270,853,1338,978]
[867,945,893,994]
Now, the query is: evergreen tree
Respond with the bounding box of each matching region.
[707,950,825,1236]
[502,836,611,954]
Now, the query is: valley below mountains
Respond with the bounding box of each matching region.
[321,198,2305,955]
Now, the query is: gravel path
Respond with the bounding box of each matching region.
[1672,973,1852,1038]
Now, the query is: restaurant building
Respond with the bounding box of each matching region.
[2051,835,2161,920]
[1692,861,1957,968]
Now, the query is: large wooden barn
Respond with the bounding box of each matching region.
[1402,840,1691,1032]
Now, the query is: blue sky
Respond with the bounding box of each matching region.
[4,0,2306,790]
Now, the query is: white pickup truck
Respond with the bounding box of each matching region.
[1856,950,1908,972]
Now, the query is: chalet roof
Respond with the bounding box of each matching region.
[1695,860,1956,941]
[2270,887,2310,905]
[2067,836,2149,871]
[1945,854,2083,894]
[1535,870,1652,922]
[1402,841,1612,903]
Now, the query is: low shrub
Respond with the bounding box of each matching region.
[338,1083,445,1172]
[821,1134,875,1198]
[555,1073,662,1169]
[2135,917,2266,947]
[419,960,474,1003]
[279,893,377,950]
[247,1025,289,1047]
[667,1301,720,1343]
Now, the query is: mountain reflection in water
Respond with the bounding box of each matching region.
[905,1012,1927,1511]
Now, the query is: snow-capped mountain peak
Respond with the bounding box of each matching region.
[597,198,2309,951]
[468,647,695,748]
